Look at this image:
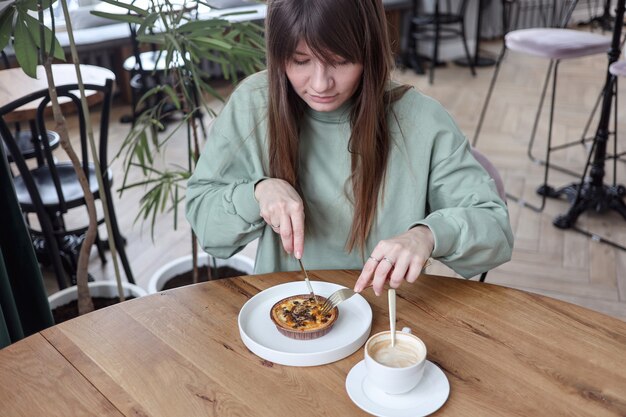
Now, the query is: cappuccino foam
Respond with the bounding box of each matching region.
[369,337,423,368]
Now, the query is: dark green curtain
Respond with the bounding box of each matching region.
[0,143,53,349]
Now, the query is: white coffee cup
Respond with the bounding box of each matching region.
[364,327,427,394]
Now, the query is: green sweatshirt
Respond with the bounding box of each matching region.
[186,71,513,278]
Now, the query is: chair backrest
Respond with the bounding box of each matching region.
[503,0,579,32]
[0,79,114,213]
[469,147,507,282]
[470,147,507,202]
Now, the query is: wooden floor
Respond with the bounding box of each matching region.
[43,34,626,322]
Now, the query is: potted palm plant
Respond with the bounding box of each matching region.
[0,0,144,319]
[91,0,265,292]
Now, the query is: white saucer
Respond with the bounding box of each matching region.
[346,360,450,417]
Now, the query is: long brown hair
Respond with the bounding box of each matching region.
[266,0,408,253]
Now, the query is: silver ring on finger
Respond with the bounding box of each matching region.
[271,224,280,229]
[368,255,381,263]
[382,256,395,267]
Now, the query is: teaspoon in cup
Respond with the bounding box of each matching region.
[388,288,396,347]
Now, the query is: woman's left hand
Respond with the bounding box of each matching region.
[353,226,434,296]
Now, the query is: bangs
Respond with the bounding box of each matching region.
[268,0,365,66]
[301,24,363,66]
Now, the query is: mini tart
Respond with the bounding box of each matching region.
[270,294,339,340]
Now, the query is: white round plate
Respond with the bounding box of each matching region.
[238,281,372,366]
[346,360,450,417]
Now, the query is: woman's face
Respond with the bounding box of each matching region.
[285,40,363,112]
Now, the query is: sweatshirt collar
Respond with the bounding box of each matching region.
[304,99,353,124]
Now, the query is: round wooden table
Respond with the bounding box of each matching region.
[0,64,115,123]
[1,270,625,416]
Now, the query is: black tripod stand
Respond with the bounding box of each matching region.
[544,0,626,249]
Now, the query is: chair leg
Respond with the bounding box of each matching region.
[430,17,440,85]
[59,243,79,286]
[472,46,507,147]
[526,60,554,168]
[408,34,427,75]
[120,80,140,125]
[460,21,476,77]
[197,111,207,140]
[528,62,607,179]
[525,61,598,211]
[115,232,135,285]
[49,227,74,289]
[48,234,72,290]
[104,186,135,284]
[475,57,556,214]
[95,229,108,265]
[535,60,561,211]
[504,60,557,213]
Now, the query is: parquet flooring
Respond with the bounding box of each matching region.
[44,31,626,322]
[395,35,626,321]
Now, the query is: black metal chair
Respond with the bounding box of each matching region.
[120,2,195,126]
[0,79,135,288]
[406,0,476,84]
[120,24,174,125]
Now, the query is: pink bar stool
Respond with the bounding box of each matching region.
[472,0,611,213]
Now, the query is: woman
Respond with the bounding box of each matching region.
[186,0,513,295]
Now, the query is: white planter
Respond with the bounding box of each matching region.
[148,253,255,294]
[48,281,148,310]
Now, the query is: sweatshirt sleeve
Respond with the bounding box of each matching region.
[410,111,514,278]
[185,75,268,259]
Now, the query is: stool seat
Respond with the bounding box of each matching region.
[609,60,626,76]
[505,29,610,60]
[12,162,106,210]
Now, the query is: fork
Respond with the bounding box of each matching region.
[319,287,356,315]
[319,258,433,315]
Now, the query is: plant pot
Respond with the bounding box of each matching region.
[48,281,148,309]
[148,253,255,294]
[48,281,148,324]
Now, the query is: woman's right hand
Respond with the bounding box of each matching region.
[254,178,305,258]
